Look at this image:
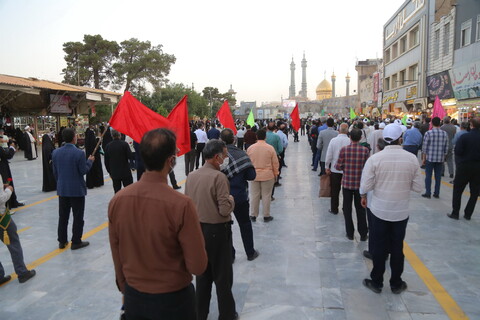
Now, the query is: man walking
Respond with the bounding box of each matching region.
[360,124,423,294]
[243,125,257,150]
[335,129,369,241]
[441,116,456,178]
[447,118,480,221]
[184,125,198,176]
[220,129,259,261]
[109,128,207,319]
[317,118,338,176]
[194,123,208,169]
[105,130,133,194]
[325,123,350,215]
[185,140,237,320]
[402,121,422,156]
[421,117,448,199]
[52,128,93,250]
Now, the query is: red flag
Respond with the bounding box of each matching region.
[109,91,170,143]
[167,95,191,156]
[216,101,237,135]
[430,96,447,130]
[290,103,301,132]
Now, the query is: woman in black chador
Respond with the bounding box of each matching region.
[85,127,104,189]
[101,125,112,151]
[41,133,56,192]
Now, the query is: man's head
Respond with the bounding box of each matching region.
[326,118,334,127]
[246,125,251,130]
[111,129,121,140]
[339,123,349,134]
[443,116,451,124]
[431,117,441,127]
[220,128,235,145]
[267,121,275,131]
[471,117,480,130]
[413,122,421,129]
[349,128,362,142]
[382,124,403,145]
[256,129,267,140]
[62,128,76,144]
[217,123,222,129]
[140,129,177,172]
[203,139,227,170]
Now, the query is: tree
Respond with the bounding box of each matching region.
[113,38,176,93]
[62,34,119,89]
[202,87,237,117]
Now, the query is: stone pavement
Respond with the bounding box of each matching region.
[0,138,479,320]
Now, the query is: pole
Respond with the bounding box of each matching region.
[90,126,108,157]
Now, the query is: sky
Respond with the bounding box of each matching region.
[0,0,407,105]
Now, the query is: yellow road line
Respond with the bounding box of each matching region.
[12,195,58,213]
[17,226,31,234]
[178,178,186,186]
[404,242,469,319]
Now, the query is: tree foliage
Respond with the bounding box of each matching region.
[202,87,237,117]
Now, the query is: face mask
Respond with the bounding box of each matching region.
[219,156,229,171]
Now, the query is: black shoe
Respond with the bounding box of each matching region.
[278,176,282,179]
[450,174,454,178]
[71,241,90,250]
[233,312,239,320]
[433,194,439,199]
[0,275,11,285]
[420,165,426,169]
[346,234,354,240]
[363,250,372,260]
[464,215,471,221]
[360,235,368,242]
[274,182,282,187]
[363,279,382,293]
[264,216,274,222]
[16,202,25,207]
[18,270,36,283]
[250,216,256,222]
[271,196,275,201]
[421,194,431,199]
[172,185,181,190]
[391,281,407,294]
[312,169,317,171]
[447,213,459,220]
[59,242,68,249]
[328,209,338,215]
[284,165,288,168]
[247,250,260,261]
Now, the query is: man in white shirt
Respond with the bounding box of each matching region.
[368,122,385,155]
[325,123,350,214]
[194,123,208,170]
[360,124,423,295]
[236,126,246,150]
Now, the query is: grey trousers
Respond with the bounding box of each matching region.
[0,219,28,278]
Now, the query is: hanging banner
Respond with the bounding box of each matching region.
[451,59,480,100]
[426,71,454,99]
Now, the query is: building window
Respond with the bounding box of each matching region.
[392,74,398,88]
[384,77,390,91]
[461,19,472,47]
[385,48,390,63]
[392,42,398,59]
[409,64,418,81]
[400,36,407,54]
[477,15,480,42]
[444,23,450,55]
[399,70,406,86]
[434,29,440,59]
[409,26,419,47]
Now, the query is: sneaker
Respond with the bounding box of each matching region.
[0,275,11,285]
[391,281,407,294]
[247,250,260,261]
[71,241,90,250]
[263,216,274,222]
[250,216,256,222]
[18,270,36,283]
[363,279,382,293]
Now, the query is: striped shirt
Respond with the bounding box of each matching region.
[335,142,369,190]
[422,128,448,163]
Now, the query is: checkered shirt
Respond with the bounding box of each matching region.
[335,143,369,190]
[422,128,448,163]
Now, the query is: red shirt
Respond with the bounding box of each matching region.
[335,142,369,190]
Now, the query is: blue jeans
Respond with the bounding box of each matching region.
[424,161,443,196]
[312,149,321,170]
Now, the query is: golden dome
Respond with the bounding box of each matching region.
[316,79,332,92]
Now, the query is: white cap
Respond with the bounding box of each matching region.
[406,118,413,124]
[379,123,386,129]
[24,126,30,131]
[385,118,391,123]
[383,124,403,141]
[363,118,368,123]
[394,119,402,125]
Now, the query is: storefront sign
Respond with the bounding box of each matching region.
[406,85,417,99]
[382,91,399,104]
[50,94,72,113]
[59,117,68,127]
[426,71,454,99]
[451,59,480,100]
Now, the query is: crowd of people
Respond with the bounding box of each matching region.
[0,113,479,319]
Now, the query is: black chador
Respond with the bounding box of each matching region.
[41,134,56,192]
[85,128,104,189]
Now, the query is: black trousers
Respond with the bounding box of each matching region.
[169,171,177,187]
[330,173,343,213]
[451,161,480,219]
[342,188,368,238]
[57,196,85,244]
[370,213,408,288]
[197,222,236,320]
[195,143,206,170]
[232,200,255,258]
[113,175,133,193]
[184,150,196,176]
[237,138,244,150]
[124,283,196,320]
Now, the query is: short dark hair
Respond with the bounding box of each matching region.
[203,140,226,159]
[220,128,234,145]
[349,128,362,142]
[267,122,275,131]
[471,117,480,129]
[357,122,364,130]
[62,128,75,143]
[432,117,441,127]
[326,118,334,127]
[111,129,121,139]
[461,121,470,129]
[140,129,176,171]
[256,129,267,140]
[246,125,251,129]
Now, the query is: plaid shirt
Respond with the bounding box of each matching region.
[335,143,369,190]
[422,128,448,163]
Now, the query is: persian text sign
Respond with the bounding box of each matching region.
[451,60,480,100]
[426,71,454,99]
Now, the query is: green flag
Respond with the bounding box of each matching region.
[349,108,356,120]
[246,109,255,127]
[401,114,408,125]
[320,109,325,116]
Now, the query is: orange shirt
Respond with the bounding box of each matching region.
[247,140,279,181]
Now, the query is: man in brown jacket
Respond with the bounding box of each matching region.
[108,128,207,320]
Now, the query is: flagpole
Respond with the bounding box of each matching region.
[90,126,109,157]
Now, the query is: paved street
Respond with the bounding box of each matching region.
[0,137,479,320]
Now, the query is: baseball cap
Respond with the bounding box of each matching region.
[383,124,403,141]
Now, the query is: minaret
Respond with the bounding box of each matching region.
[346,73,351,97]
[300,52,307,99]
[289,57,296,99]
[331,72,336,98]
